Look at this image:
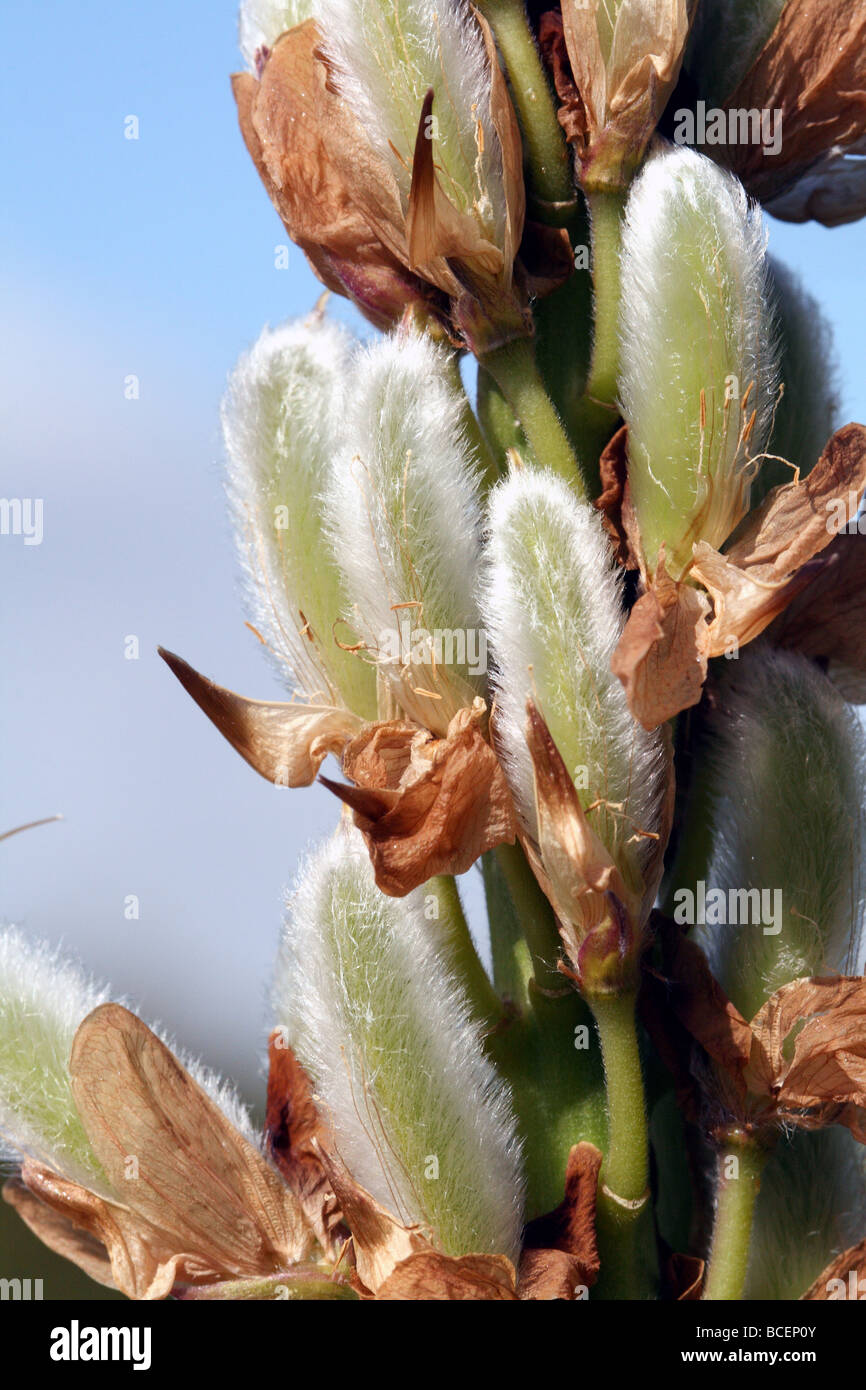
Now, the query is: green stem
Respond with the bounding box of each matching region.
[476,0,574,211]
[584,187,626,409]
[432,875,504,1028]
[476,366,527,472]
[587,989,656,1298]
[445,354,502,490]
[703,1138,770,1301]
[568,188,626,486]
[492,842,565,995]
[481,338,587,492]
[481,848,533,1010]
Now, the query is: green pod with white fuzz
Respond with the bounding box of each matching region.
[274,827,525,1261]
[481,466,667,910]
[223,315,377,720]
[691,647,865,1022]
[619,146,778,580]
[326,332,486,732]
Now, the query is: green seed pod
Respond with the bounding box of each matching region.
[274,826,525,1261]
[223,314,378,721]
[690,647,865,1022]
[619,146,778,580]
[744,1127,866,1300]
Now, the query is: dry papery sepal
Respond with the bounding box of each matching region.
[5,0,866,1302]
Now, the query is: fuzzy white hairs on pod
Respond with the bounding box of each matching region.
[325,331,485,729]
[481,468,666,885]
[239,0,316,71]
[0,929,110,1187]
[274,825,525,1261]
[0,928,257,1188]
[223,315,377,721]
[697,647,866,1020]
[619,145,778,572]
[319,0,507,238]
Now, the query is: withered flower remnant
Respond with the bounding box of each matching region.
[540,0,690,190]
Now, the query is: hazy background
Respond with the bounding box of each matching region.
[1,0,864,1295]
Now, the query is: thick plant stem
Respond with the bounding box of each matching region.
[492,842,565,995]
[476,0,573,210]
[477,366,527,471]
[475,1,595,454]
[569,187,627,484]
[445,354,502,490]
[585,188,626,409]
[481,338,587,493]
[481,849,533,1010]
[432,875,504,1028]
[703,1138,770,1301]
[588,989,656,1298]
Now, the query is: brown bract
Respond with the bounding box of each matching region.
[321,698,517,895]
[519,1142,602,1298]
[160,651,515,893]
[611,424,866,728]
[720,0,866,224]
[158,647,362,788]
[3,1006,314,1299]
[611,556,711,732]
[767,530,866,702]
[319,1137,602,1300]
[232,19,541,353]
[264,1033,346,1259]
[540,2,689,189]
[232,22,447,336]
[646,928,866,1144]
[523,702,641,991]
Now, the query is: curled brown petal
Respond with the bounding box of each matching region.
[322,701,516,895]
[159,648,361,787]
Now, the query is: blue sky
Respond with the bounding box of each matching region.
[2,0,865,1106]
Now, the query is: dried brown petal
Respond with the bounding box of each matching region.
[555,0,689,186]
[520,1141,603,1298]
[722,1,866,214]
[692,425,866,656]
[801,1235,866,1300]
[234,24,448,333]
[765,135,866,229]
[769,532,866,701]
[70,1005,314,1280]
[264,1033,345,1258]
[3,1172,116,1290]
[406,90,504,276]
[525,702,634,967]
[159,648,361,787]
[749,977,866,1132]
[595,424,642,570]
[322,700,516,895]
[314,1148,428,1296]
[13,1160,189,1300]
[611,559,711,730]
[375,1251,518,1300]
